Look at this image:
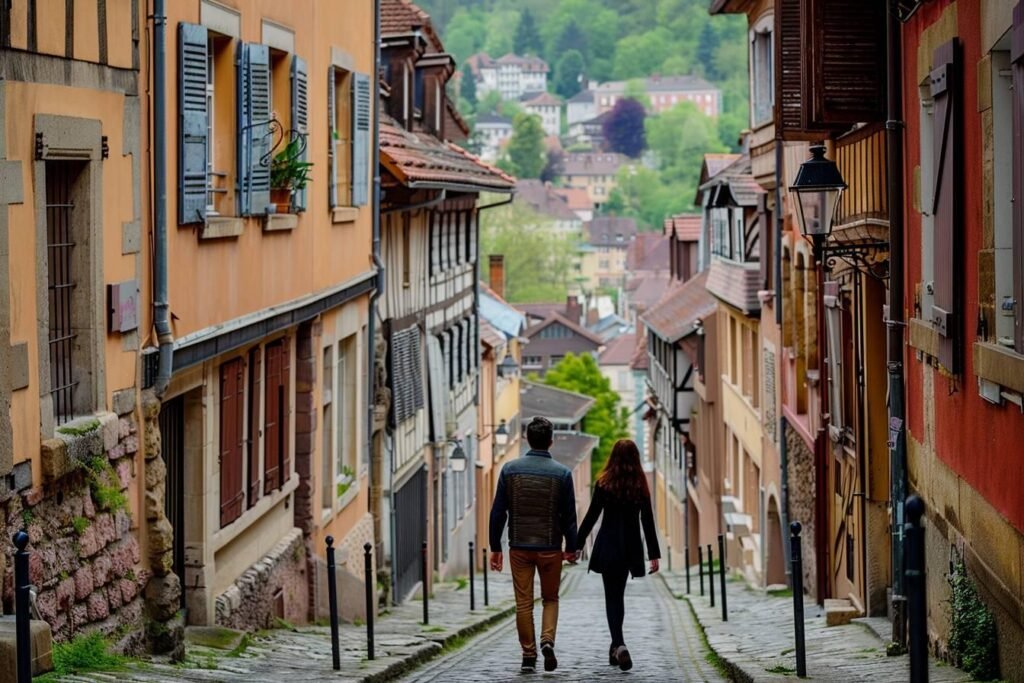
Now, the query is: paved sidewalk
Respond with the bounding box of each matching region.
[660,568,969,682]
[55,572,515,683]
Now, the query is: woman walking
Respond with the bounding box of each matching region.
[576,439,661,671]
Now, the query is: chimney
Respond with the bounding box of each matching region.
[586,304,600,327]
[565,295,582,324]
[489,254,506,298]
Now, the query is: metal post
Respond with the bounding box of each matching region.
[668,545,672,572]
[469,541,476,612]
[707,543,715,607]
[698,545,705,596]
[14,531,31,683]
[422,541,429,625]
[685,546,691,594]
[906,496,928,683]
[790,522,807,678]
[483,547,489,607]
[364,543,375,660]
[718,534,728,622]
[326,536,340,670]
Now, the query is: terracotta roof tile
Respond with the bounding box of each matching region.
[600,333,637,366]
[515,180,579,222]
[641,271,717,343]
[588,217,638,247]
[380,117,515,192]
[664,214,702,242]
[524,312,604,346]
[552,187,592,211]
[380,0,444,52]
[630,329,649,371]
[626,233,671,272]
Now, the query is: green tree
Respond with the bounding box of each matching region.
[543,353,630,476]
[503,113,546,179]
[554,49,585,99]
[460,65,477,108]
[480,199,578,302]
[514,8,542,55]
[442,9,487,66]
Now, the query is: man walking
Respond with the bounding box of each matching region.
[489,417,579,674]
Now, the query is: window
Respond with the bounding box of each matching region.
[220,358,245,527]
[549,356,564,367]
[334,337,358,503]
[523,355,543,368]
[751,26,774,125]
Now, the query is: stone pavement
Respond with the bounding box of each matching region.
[53,572,515,683]
[399,566,727,682]
[661,568,970,682]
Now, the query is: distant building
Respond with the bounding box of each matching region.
[520,91,562,137]
[475,113,514,162]
[579,217,639,290]
[515,180,583,237]
[553,187,595,223]
[566,110,611,149]
[520,312,604,377]
[562,152,630,210]
[599,333,642,439]
[567,88,598,126]
[594,74,721,117]
[469,52,550,101]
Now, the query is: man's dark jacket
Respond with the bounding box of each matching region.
[489,449,578,552]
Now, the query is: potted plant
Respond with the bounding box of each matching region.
[270,138,313,212]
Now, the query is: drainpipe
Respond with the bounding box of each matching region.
[152,0,173,397]
[369,0,385,570]
[775,137,791,574]
[885,0,908,645]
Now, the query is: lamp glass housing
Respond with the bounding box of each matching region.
[498,354,519,378]
[789,144,847,238]
[449,443,467,472]
[494,420,509,446]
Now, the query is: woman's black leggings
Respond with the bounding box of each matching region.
[602,568,630,648]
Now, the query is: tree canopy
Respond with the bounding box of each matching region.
[500,113,546,179]
[602,98,646,158]
[543,353,630,477]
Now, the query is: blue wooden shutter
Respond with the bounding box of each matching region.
[248,44,272,215]
[352,72,371,206]
[236,42,251,215]
[178,22,208,224]
[291,55,309,212]
[328,66,338,208]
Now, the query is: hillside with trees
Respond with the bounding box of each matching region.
[422,0,748,230]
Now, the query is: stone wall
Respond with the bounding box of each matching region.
[0,408,147,654]
[314,513,376,623]
[785,423,818,600]
[214,528,307,631]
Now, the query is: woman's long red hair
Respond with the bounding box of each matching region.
[596,439,649,501]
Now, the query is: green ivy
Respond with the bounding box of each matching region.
[82,455,128,513]
[72,516,90,535]
[947,550,1000,681]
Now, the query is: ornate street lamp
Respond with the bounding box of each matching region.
[448,440,467,473]
[497,352,519,379]
[790,144,847,262]
[494,420,509,447]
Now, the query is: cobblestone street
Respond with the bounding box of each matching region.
[400,568,725,682]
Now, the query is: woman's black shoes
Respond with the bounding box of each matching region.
[615,646,633,671]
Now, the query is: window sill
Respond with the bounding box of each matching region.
[332,207,359,224]
[212,474,299,553]
[973,341,1024,395]
[201,216,245,240]
[263,213,298,232]
[908,318,939,359]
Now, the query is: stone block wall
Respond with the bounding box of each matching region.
[314,513,376,623]
[214,528,307,631]
[785,423,818,600]
[0,408,148,654]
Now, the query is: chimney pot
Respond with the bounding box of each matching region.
[489,254,506,298]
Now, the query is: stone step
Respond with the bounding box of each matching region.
[825,598,861,626]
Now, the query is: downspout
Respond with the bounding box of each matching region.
[152,0,173,397]
[775,137,791,575]
[368,0,386,571]
[885,0,908,645]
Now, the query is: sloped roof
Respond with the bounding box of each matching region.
[664,214,702,242]
[595,74,718,94]
[550,433,598,472]
[380,0,444,53]
[520,380,595,424]
[588,217,638,247]
[496,53,549,72]
[524,312,604,347]
[480,319,505,349]
[629,275,672,311]
[695,153,743,205]
[626,233,671,272]
[699,155,764,208]
[380,116,515,192]
[600,333,638,366]
[568,89,595,104]
[521,91,562,107]
[641,270,716,344]
[630,328,649,371]
[475,112,513,126]
[480,285,526,339]
[515,180,579,222]
[552,187,592,211]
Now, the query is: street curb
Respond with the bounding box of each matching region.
[359,603,517,683]
[658,572,755,683]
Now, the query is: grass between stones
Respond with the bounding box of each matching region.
[36,632,129,680]
[682,598,730,679]
[765,663,797,675]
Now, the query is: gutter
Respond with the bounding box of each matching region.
[152,0,173,396]
[885,0,909,645]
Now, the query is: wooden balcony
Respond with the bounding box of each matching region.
[834,125,888,230]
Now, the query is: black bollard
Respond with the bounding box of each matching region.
[790,522,807,678]
[905,496,928,683]
[364,543,375,660]
[718,534,728,622]
[326,536,340,670]
[422,541,429,625]
[469,541,476,612]
[483,547,489,607]
[698,545,705,596]
[685,546,691,594]
[707,543,715,608]
[668,545,672,572]
[14,531,31,683]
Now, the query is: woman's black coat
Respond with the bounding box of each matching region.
[576,484,661,578]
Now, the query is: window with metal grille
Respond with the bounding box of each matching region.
[46,162,83,426]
